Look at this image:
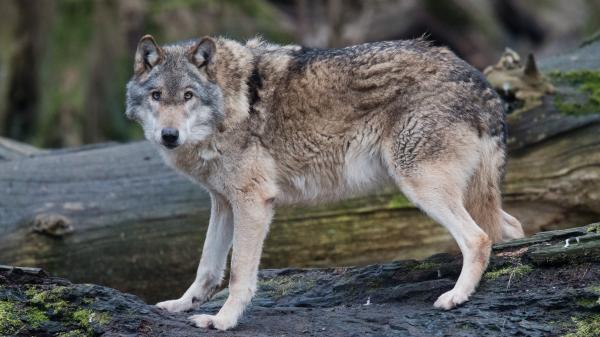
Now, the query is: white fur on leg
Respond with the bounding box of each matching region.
[189,287,253,330]
[434,288,471,310]
[157,193,234,314]
[156,298,194,313]
[195,192,272,331]
[190,313,237,330]
[156,279,207,312]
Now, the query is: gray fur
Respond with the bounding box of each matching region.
[125,36,524,331]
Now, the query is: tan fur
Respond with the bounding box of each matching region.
[464,137,504,243]
[126,36,525,331]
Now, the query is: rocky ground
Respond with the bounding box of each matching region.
[1,224,599,337]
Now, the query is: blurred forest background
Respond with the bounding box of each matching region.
[1,0,600,148]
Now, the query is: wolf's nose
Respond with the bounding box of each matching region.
[161,128,179,147]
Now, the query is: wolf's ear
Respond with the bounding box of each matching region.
[134,35,164,75]
[190,37,216,68]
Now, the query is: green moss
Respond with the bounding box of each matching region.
[387,194,413,209]
[411,261,441,271]
[23,285,112,333]
[72,309,89,325]
[0,300,49,334]
[575,297,599,309]
[584,285,600,307]
[586,285,600,294]
[563,314,600,337]
[259,274,316,299]
[0,301,21,335]
[549,70,600,116]
[3,284,114,335]
[72,308,111,331]
[484,264,533,280]
[57,330,86,337]
[276,190,415,222]
[586,224,600,234]
[25,285,69,314]
[25,306,48,328]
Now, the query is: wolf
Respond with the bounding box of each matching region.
[125,34,525,330]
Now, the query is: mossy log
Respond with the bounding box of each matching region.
[0,224,599,336]
[1,43,599,303]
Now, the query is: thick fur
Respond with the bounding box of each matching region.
[126,36,525,331]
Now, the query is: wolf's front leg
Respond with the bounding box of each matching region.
[156,193,233,312]
[190,194,273,331]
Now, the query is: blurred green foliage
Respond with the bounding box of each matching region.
[1,0,599,148]
[0,0,293,147]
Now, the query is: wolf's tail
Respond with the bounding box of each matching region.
[464,136,523,243]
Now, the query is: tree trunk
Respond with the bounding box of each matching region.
[2,0,46,142]
[0,42,599,303]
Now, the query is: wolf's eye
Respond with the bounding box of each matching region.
[184,91,193,101]
[151,91,161,101]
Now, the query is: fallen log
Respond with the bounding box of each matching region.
[0,136,44,160]
[0,42,599,303]
[0,224,598,336]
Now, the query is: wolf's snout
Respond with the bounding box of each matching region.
[161,128,180,148]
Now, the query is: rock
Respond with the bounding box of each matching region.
[1,224,598,337]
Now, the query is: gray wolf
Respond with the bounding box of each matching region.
[125,35,525,331]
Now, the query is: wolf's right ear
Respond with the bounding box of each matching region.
[190,37,216,69]
[134,35,164,75]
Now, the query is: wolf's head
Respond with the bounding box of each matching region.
[126,35,250,151]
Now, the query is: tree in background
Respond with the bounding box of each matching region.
[3,0,46,142]
[0,0,598,147]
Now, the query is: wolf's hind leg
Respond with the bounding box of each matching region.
[463,135,524,243]
[156,193,233,313]
[390,162,491,310]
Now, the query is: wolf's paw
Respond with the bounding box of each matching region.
[156,298,193,313]
[190,314,236,331]
[433,289,469,310]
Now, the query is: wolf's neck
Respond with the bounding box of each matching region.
[176,38,297,164]
[211,38,255,132]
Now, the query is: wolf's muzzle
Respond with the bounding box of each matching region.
[161,128,180,149]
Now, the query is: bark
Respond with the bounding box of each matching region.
[0,136,45,161]
[0,43,599,303]
[0,224,598,336]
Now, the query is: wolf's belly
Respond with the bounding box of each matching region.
[274,147,393,206]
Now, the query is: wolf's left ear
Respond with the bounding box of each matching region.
[134,35,164,75]
[190,37,216,69]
